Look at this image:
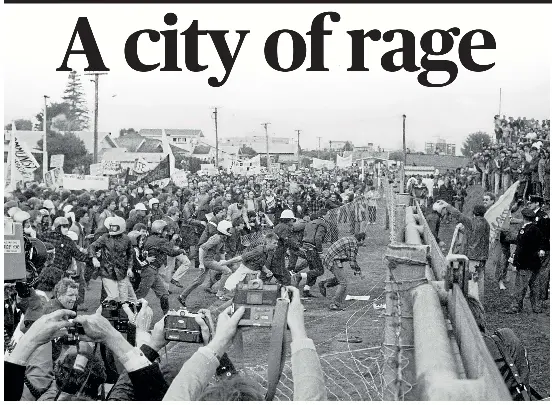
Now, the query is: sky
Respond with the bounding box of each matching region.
[3,4,551,155]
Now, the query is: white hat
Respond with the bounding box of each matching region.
[217,220,232,236]
[280,209,296,220]
[63,205,74,214]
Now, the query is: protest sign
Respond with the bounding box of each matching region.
[62,174,109,190]
[50,154,65,168]
[171,170,189,187]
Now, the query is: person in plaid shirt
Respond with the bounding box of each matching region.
[318,233,366,311]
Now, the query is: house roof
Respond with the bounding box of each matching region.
[170,144,192,155]
[139,129,162,136]
[4,130,116,154]
[406,154,470,170]
[193,145,211,154]
[136,138,163,153]
[73,131,116,153]
[114,132,146,153]
[139,129,204,137]
[166,129,204,137]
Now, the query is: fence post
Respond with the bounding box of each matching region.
[382,243,429,400]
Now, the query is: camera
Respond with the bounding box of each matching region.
[101,300,142,334]
[164,308,204,343]
[233,276,280,327]
[65,322,85,345]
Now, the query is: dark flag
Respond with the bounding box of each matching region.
[133,155,170,186]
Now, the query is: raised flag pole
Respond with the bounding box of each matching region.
[10,122,18,191]
[43,95,50,178]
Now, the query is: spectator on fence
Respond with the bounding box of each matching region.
[441,201,490,302]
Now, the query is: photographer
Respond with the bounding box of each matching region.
[4,309,75,401]
[164,286,327,401]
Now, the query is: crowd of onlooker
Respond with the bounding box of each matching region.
[494,116,550,145]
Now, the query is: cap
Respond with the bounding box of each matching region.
[528,195,544,204]
[521,208,536,219]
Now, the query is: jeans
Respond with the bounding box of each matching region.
[205,260,233,294]
[501,173,511,192]
[117,277,137,302]
[135,266,169,313]
[171,254,191,282]
[303,246,325,287]
[494,172,501,196]
[324,261,348,306]
[495,242,511,282]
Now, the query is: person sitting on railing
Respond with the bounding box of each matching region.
[439,201,490,302]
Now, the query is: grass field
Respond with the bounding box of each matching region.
[80,189,550,399]
[437,185,550,398]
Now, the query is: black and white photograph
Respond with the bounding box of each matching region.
[3,2,550,401]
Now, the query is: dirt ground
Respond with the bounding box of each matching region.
[82,199,389,400]
[437,185,550,398]
[80,188,550,399]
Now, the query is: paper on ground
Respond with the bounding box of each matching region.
[345,295,371,301]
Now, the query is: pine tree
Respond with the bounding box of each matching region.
[61,71,89,131]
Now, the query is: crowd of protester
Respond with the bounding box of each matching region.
[4,164,379,401]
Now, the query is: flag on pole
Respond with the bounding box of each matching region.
[336,154,353,168]
[133,155,171,186]
[484,181,520,242]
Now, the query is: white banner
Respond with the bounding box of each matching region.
[171,170,189,187]
[134,157,151,174]
[62,174,109,190]
[336,154,353,168]
[311,158,335,170]
[50,154,65,168]
[13,134,40,175]
[89,163,102,176]
[102,161,123,175]
[484,181,520,242]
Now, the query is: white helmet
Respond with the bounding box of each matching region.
[62,204,74,214]
[106,216,126,236]
[13,210,31,223]
[280,209,296,220]
[8,207,21,218]
[135,203,147,211]
[66,230,79,241]
[149,198,160,208]
[43,200,55,210]
[217,220,232,236]
[433,201,447,215]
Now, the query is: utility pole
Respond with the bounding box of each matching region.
[295,129,301,168]
[317,136,321,158]
[262,122,270,171]
[85,72,107,164]
[212,107,219,168]
[43,95,50,177]
[401,114,407,193]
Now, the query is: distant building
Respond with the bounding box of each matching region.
[329,141,347,150]
[220,136,296,162]
[406,154,470,172]
[139,128,204,152]
[425,138,456,156]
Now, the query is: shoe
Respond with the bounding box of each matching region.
[329,303,343,311]
[318,282,327,297]
[203,286,216,294]
[498,281,506,290]
[303,290,315,298]
[171,279,184,288]
[178,295,187,307]
[504,308,521,314]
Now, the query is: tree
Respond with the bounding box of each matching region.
[119,128,138,137]
[34,102,72,131]
[343,141,354,151]
[5,119,33,130]
[388,150,405,161]
[461,131,492,157]
[239,145,257,157]
[61,71,89,131]
[36,130,91,173]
